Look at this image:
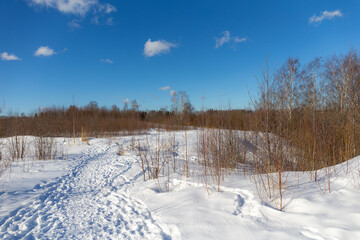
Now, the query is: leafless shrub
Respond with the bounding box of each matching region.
[137,135,163,181]
[34,136,57,160]
[7,136,28,161]
[137,142,149,181]
[136,132,176,192]
[169,132,179,173]
[0,139,6,177]
[251,58,293,211]
[347,160,360,190]
[317,166,333,194]
[251,132,294,210]
[197,128,246,192]
[148,134,163,180]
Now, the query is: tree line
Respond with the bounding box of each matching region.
[1,48,359,172]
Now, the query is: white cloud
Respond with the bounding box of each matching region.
[234,36,247,43]
[159,86,170,91]
[103,3,116,13]
[30,0,116,16]
[309,10,343,24]
[123,98,131,104]
[100,58,113,64]
[34,46,56,57]
[1,52,21,61]
[215,31,246,48]
[68,19,81,30]
[215,31,230,48]
[170,90,176,96]
[144,39,176,57]
[30,0,96,15]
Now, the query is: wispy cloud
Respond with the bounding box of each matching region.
[144,39,176,57]
[34,46,56,57]
[1,52,21,61]
[106,17,114,25]
[159,86,170,91]
[29,0,116,16]
[90,16,115,26]
[100,58,113,64]
[123,98,131,104]
[100,3,117,14]
[215,31,230,48]
[215,31,247,48]
[309,10,343,25]
[234,36,247,43]
[91,16,100,25]
[30,0,96,15]
[170,90,176,96]
[68,19,82,30]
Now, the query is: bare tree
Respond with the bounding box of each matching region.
[276,58,303,121]
[301,58,323,180]
[0,98,4,162]
[252,58,296,211]
[324,49,360,163]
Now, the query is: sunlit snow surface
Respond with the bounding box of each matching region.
[0,130,360,239]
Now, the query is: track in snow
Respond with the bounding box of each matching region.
[0,141,171,240]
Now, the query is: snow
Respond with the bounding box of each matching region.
[0,130,360,239]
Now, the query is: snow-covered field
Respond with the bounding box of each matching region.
[1,130,360,239]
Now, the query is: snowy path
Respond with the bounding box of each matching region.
[0,141,170,239]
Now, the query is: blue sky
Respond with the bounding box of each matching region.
[1,0,360,115]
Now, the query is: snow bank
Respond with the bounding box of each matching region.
[0,131,359,239]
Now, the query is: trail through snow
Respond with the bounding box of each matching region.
[0,141,170,239]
